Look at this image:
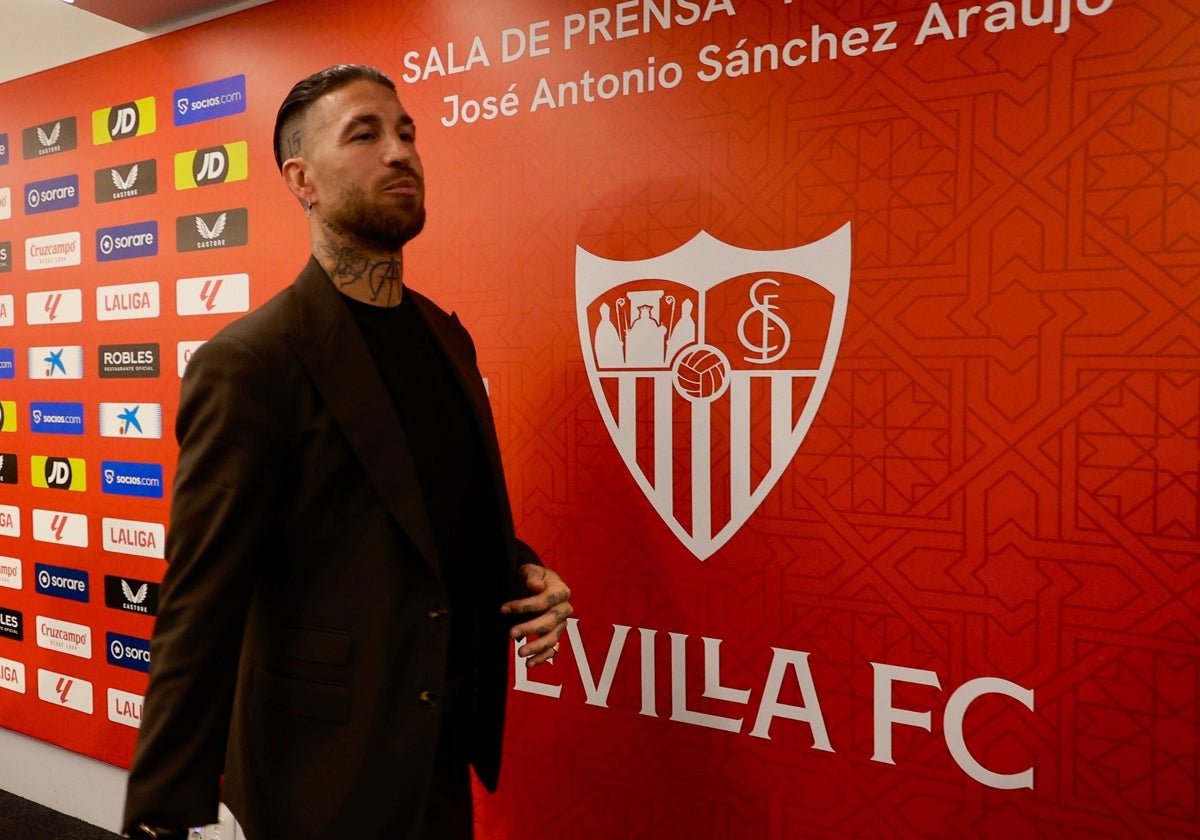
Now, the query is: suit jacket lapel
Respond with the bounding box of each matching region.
[284,257,443,582]
[409,292,516,543]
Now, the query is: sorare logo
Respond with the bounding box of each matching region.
[92,97,156,144]
[174,74,246,126]
[95,159,157,204]
[97,221,157,262]
[106,632,150,673]
[30,401,84,435]
[25,175,79,215]
[35,563,88,603]
[0,133,8,166]
[101,461,164,499]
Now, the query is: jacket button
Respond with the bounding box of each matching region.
[428,606,449,620]
[419,691,440,708]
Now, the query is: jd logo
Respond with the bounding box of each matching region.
[175,141,247,189]
[193,148,227,184]
[575,224,851,560]
[109,104,139,139]
[45,458,71,487]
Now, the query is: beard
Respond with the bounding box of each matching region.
[324,182,426,251]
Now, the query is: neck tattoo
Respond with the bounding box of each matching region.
[316,222,404,305]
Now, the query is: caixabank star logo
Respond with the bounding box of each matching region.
[576,224,850,560]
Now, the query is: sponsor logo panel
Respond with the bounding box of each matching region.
[32,509,88,548]
[22,118,78,159]
[92,97,156,144]
[0,606,23,641]
[0,348,14,378]
[102,517,164,559]
[36,616,91,658]
[177,340,205,377]
[26,231,81,271]
[95,159,157,204]
[177,207,248,252]
[96,281,159,321]
[0,133,8,166]
[101,460,163,499]
[0,241,10,272]
[174,141,248,189]
[99,403,162,439]
[0,187,10,221]
[31,456,87,491]
[99,343,160,378]
[0,504,19,537]
[24,174,79,215]
[26,289,83,325]
[108,687,143,727]
[0,295,11,326]
[106,632,151,673]
[104,575,159,616]
[0,453,15,485]
[28,346,84,380]
[97,220,157,262]
[174,74,246,126]
[30,401,84,435]
[0,657,25,694]
[35,563,88,602]
[0,556,20,589]
[177,273,249,315]
[0,403,16,432]
[37,668,93,714]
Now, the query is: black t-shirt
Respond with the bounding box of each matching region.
[343,291,499,684]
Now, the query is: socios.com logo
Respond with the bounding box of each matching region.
[30,402,84,435]
[96,221,157,262]
[174,75,246,126]
[100,460,163,498]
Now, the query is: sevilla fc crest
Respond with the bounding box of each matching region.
[576,224,850,560]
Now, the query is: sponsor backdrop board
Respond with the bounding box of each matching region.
[0,1,1196,837]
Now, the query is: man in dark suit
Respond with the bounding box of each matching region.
[122,65,573,840]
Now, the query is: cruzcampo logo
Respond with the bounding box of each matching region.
[92,98,156,144]
[174,142,248,190]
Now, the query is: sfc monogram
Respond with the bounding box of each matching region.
[576,224,850,559]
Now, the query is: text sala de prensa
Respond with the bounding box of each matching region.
[428,0,1116,127]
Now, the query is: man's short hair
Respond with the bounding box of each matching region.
[273,64,397,170]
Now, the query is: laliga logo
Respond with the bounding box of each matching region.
[576,225,850,560]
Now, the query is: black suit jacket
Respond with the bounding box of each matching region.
[123,258,538,839]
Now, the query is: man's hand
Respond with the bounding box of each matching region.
[501,564,573,667]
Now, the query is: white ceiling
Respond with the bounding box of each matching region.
[0,0,273,84]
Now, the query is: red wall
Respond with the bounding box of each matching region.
[0,1,1196,837]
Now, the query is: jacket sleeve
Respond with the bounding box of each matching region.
[123,334,287,833]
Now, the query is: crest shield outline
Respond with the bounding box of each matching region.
[576,223,850,560]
